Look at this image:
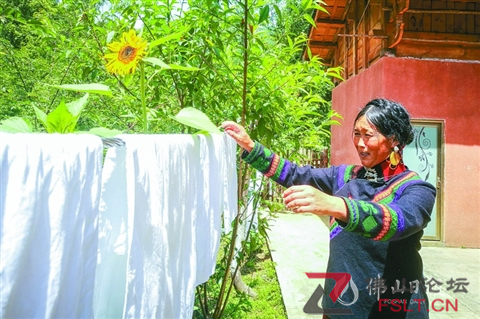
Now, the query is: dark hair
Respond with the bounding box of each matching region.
[354,98,414,148]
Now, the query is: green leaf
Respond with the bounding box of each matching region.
[288,4,299,14]
[88,127,123,138]
[66,93,89,117]
[327,70,344,81]
[149,31,186,49]
[167,64,200,71]
[50,83,113,97]
[258,5,270,24]
[0,117,33,133]
[311,4,329,14]
[143,57,170,69]
[46,100,74,133]
[46,94,88,134]
[301,0,312,10]
[273,5,282,24]
[303,13,316,27]
[33,106,48,128]
[143,57,200,71]
[173,107,221,134]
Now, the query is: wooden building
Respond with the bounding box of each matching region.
[306,0,480,247]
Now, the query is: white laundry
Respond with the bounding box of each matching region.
[94,133,237,319]
[220,134,238,235]
[93,146,129,319]
[194,134,238,285]
[0,132,103,319]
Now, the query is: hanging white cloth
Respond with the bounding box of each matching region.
[0,132,103,319]
[93,145,129,319]
[195,134,238,285]
[94,133,237,319]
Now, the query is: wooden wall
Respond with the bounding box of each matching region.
[315,0,480,80]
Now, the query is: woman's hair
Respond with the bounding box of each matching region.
[354,98,414,148]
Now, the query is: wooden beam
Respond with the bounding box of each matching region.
[407,9,480,15]
[401,37,480,45]
[316,18,345,27]
[309,41,337,48]
[364,2,369,71]
[353,0,357,76]
[402,31,480,42]
[338,34,388,38]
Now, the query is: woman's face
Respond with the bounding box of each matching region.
[353,116,395,168]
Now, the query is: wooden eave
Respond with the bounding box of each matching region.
[305,0,480,76]
[304,0,351,65]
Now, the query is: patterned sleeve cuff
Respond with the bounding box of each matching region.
[339,197,403,241]
[240,141,289,183]
[241,141,262,163]
[340,197,360,232]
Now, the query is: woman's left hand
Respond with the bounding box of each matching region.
[282,185,348,222]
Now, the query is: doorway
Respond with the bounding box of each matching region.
[402,121,444,241]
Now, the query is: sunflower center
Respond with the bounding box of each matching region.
[118,46,137,64]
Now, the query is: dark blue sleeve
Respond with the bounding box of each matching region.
[241,141,338,194]
[337,174,436,241]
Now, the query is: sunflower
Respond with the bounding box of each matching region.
[104,30,147,75]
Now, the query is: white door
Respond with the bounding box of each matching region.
[403,121,443,240]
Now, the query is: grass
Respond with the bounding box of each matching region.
[238,253,287,318]
[194,238,288,319]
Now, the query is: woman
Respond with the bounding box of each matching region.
[222,98,436,318]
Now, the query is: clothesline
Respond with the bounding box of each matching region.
[100,137,126,148]
[0,132,238,319]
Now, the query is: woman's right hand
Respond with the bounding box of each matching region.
[221,121,255,152]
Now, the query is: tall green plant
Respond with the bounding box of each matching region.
[1,0,343,317]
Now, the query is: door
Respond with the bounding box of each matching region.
[402,121,443,241]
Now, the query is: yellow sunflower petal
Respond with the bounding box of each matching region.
[107,42,123,52]
[103,30,148,75]
[103,53,118,59]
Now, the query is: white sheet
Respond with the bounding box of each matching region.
[95,133,237,319]
[0,132,103,319]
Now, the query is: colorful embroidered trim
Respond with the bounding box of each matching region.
[384,205,401,241]
[344,198,360,232]
[334,169,420,241]
[372,204,399,241]
[250,155,270,172]
[330,221,343,240]
[271,158,286,181]
[242,142,261,163]
[373,171,419,203]
[372,204,391,241]
[389,203,405,241]
[278,161,291,183]
[265,154,280,178]
[243,143,278,174]
[337,165,357,190]
[368,173,417,240]
[243,142,289,183]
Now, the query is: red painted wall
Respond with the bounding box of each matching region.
[331,57,480,247]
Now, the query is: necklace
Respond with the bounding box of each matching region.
[364,167,378,182]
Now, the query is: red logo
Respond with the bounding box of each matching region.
[304,272,358,315]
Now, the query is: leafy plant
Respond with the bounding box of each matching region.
[0,117,33,133]
[33,94,89,133]
[0,83,114,134]
[0,0,343,318]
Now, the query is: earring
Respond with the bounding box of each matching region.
[389,146,401,169]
